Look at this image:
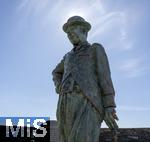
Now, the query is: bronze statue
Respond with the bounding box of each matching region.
[52,16,119,142]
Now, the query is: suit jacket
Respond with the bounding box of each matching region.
[52,43,116,114]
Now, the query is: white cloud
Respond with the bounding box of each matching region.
[16,1,144,53]
[16,0,129,49]
[119,58,148,78]
[90,11,124,39]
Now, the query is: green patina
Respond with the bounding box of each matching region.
[52,16,118,142]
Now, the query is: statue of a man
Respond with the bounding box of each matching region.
[52,16,118,142]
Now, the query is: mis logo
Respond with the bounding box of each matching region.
[0,117,50,139]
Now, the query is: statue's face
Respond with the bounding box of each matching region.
[66,25,87,45]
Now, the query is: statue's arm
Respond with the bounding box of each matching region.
[93,43,119,129]
[52,56,65,94]
[93,43,116,108]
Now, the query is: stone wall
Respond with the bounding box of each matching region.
[50,121,59,142]
[50,120,150,142]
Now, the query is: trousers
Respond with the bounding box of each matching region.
[57,87,103,142]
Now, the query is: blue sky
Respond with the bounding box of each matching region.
[0,0,150,128]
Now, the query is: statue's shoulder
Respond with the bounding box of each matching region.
[91,42,105,53]
[64,51,72,58]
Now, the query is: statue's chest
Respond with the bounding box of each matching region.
[64,48,95,69]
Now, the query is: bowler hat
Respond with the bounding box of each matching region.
[63,16,91,33]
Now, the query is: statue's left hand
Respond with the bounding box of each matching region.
[55,84,62,95]
[104,107,119,130]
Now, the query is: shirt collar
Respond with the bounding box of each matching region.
[72,41,90,52]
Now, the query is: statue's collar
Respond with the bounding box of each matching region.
[71,41,91,53]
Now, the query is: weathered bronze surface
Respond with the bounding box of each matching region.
[52,16,118,142]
